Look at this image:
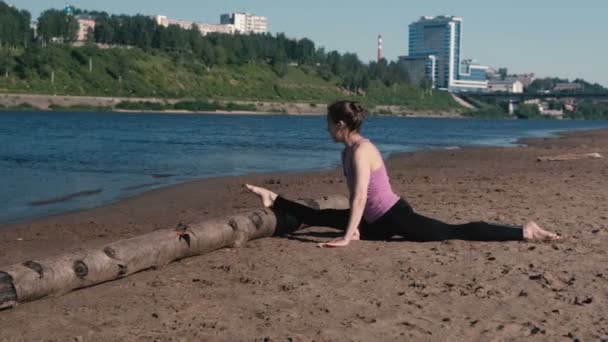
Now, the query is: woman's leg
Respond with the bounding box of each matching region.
[448,220,524,241]
[272,196,350,230]
[387,210,558,242]
[387,211,522,241]
[246,184,351,231]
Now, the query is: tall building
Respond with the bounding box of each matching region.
[399,15,487,91]
[220,12,268,34]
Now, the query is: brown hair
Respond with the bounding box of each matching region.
[327,100,366,133]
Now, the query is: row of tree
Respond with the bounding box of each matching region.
[0,2,32,48]
[0,2,410,92]
[37,9,79,43]
[86,12,410,90]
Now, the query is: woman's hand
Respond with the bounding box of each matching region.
[317,238,351,248]
[317,227,360,248]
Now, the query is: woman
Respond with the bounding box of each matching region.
[246,100,560,247]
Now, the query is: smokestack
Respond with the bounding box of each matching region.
[377,35,383,62]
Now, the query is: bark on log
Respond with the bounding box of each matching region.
[0,195,349,310]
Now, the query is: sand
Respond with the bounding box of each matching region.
[0,129,607,341]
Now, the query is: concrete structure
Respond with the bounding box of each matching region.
[459,59,488,81]
[399,54,437,88]
[75,16,96,41]
[553,83,582,92]
[220,12,268,34]
[154,15,236,35]
[198,23,236,35]
[154,15,193,30]
[399,15,488,92]
[30,21,37,39]
[377,35,383,62]
[487,70,536,89]
[511,73,536,88]
[488,79,524,93]
[154,15,169,27]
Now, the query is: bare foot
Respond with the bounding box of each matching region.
[245,184,278,208]
[523,221,561,241]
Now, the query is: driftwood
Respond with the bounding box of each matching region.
[0,195,349,310]
[537,152,602,162]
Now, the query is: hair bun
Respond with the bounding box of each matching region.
[350,102,364,113]
[327,100,366,133]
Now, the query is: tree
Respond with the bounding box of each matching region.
[213,45,228,65]
[93,14,115,44]
[317,64,332,81]
[0,2,32,48]
[498,68,508,80]
[271,49,288,77]
[188,24,202,55]
[0,48,16,77]
[37,9,78,43]
[515,103,541,119]
[85,27,95,45]
[419,77,433,91]
[388,61,409,85]
[199,38,215,67]
[164,24,188,52]
[327,50,342,76]
[296,38,315,65]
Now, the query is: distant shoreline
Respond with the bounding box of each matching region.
[0,92,464,117]
[112,109,322,116]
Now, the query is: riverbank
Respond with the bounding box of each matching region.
[1,129,607,340]
[0,92,464,116]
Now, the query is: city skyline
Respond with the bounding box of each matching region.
[12,0,608,87]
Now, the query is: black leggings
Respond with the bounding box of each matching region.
[273,196,523,241]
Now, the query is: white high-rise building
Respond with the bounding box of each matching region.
[220,12,268,34]
[399,15,488,92]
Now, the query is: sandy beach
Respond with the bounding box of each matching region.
[1,129,607,341]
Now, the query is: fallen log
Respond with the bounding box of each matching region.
[537,152,602,162]
[0,195,349,310]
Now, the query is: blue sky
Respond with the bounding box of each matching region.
[13,0,608,86]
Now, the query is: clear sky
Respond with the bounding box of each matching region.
[12,0,608,86]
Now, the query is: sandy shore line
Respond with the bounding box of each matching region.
[0,92,463,116]
[1,129,607,340]
[112,109,323,116]
[0,93,328,115]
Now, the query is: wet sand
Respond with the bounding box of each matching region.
[0,129,607,341]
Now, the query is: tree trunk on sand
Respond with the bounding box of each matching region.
[0,195,349,310]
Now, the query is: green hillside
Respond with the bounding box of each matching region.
[0,45,460,112]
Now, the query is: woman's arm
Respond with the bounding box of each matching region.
[319,144,370,247]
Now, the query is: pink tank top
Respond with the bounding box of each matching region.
[342,138,400,223]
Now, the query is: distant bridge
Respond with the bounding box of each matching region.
[458,92,608,115]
